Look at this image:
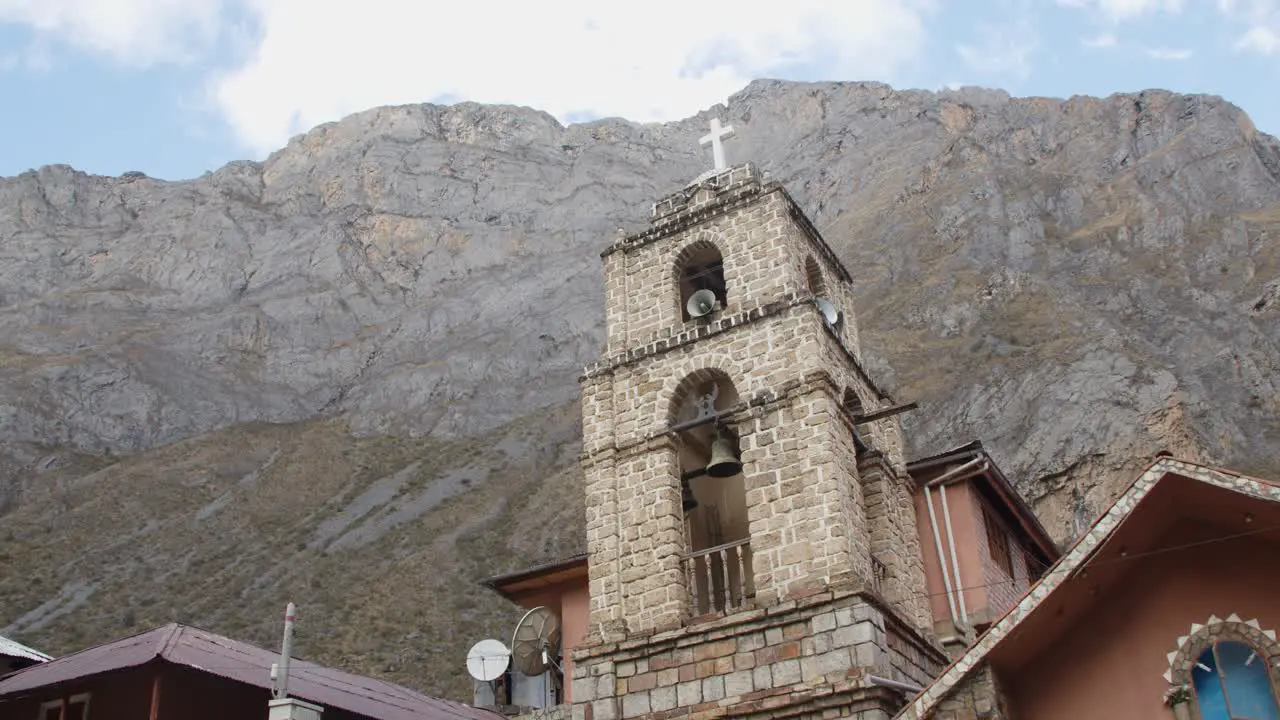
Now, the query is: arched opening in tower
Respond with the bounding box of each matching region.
[675,241,727,321]
[804,255,826,298]
[669,369,754,614]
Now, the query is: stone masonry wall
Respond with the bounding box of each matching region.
[568,589,947,720]
[580,306,873,636]
[604,191,800,356]
[580,163,918,641]
[600,167,864,365]
[779,205,862,365]
[857,453,932,631]
[811,316,905,472]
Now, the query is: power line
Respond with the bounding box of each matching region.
[901,521,1280,603]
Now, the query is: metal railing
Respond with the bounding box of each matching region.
[683,538,754,616]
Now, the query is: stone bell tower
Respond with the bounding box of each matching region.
[569,121,946,720]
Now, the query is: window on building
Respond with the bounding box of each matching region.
[676,242,727,321]
[1193,640,1280,720]
[1024,550,1043,582]
[34,693,90,720]
[65,694,90,720]
[983,507,1013,577]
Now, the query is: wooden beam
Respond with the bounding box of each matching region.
[854,402,919,425]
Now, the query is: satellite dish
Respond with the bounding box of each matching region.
[511,606,561,676]
[815,298,844,333]
[466,638,511,682]
[686,289,718,318]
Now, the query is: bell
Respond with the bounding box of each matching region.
[705,435,743,478]
[681,477,699,512]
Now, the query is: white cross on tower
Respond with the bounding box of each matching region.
[700,117,736,171]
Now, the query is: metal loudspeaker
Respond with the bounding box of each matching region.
[705,434,743,478]
[687,289,718,318]
[815,297,844,334]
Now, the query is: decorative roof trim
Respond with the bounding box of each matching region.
[896,458,1280,719]
[1164,614,1280,684]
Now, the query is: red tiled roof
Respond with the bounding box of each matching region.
[0,624,500,720]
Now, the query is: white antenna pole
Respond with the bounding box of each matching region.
[273,602,297,699]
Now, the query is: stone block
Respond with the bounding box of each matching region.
[651,686,677,712]
[725,669,755,697]
[753,664,773,690]
[628,672,656,692]
[772,659,801,686]
[573,676,597,703]
[812,612,838,634]
[621,691,650,718]
[677,679,702,706]
[591,699,617,720]
[702,675,726,702]
[833,622,874,648]
[595,674,615,698]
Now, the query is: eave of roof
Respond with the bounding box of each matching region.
[895,457,1280,720]
[0,636,52,663]
[0,623,501,720]
[480,553,588,597]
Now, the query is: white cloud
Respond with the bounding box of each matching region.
[1083,32,1119,46]
[1235,24,1280,52]
[956,17,1039,79]
[0,0,224,66]
[208,0,935,156]
[1056,0,1184,22]
[1145,46,1194,58]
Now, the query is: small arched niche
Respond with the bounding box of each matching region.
[669,369,753,614]
[805,256,827,298]
[843,388,870,455]
[842,387,865,417]
[675,240,728,321]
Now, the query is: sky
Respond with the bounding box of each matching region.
[0,0,1278,181]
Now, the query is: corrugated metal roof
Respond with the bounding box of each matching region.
[0,636,52,663]
[0,624,501,720]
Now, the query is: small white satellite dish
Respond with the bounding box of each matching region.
[511,606,562,676]
[815,297,844,333]
[466,638,511,683]
[687,289,718,318]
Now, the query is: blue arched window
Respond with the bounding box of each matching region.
[1192,641,1279,720]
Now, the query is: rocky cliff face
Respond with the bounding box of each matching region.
[1,80,1278,698]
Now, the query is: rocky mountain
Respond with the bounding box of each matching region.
[1,79,1278,700]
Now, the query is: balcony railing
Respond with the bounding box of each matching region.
[871,555,888,595]
[683,538,754,616]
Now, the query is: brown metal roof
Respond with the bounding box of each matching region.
[0,624,501,720]
[0,635,51,664]
[481,553,588,595]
